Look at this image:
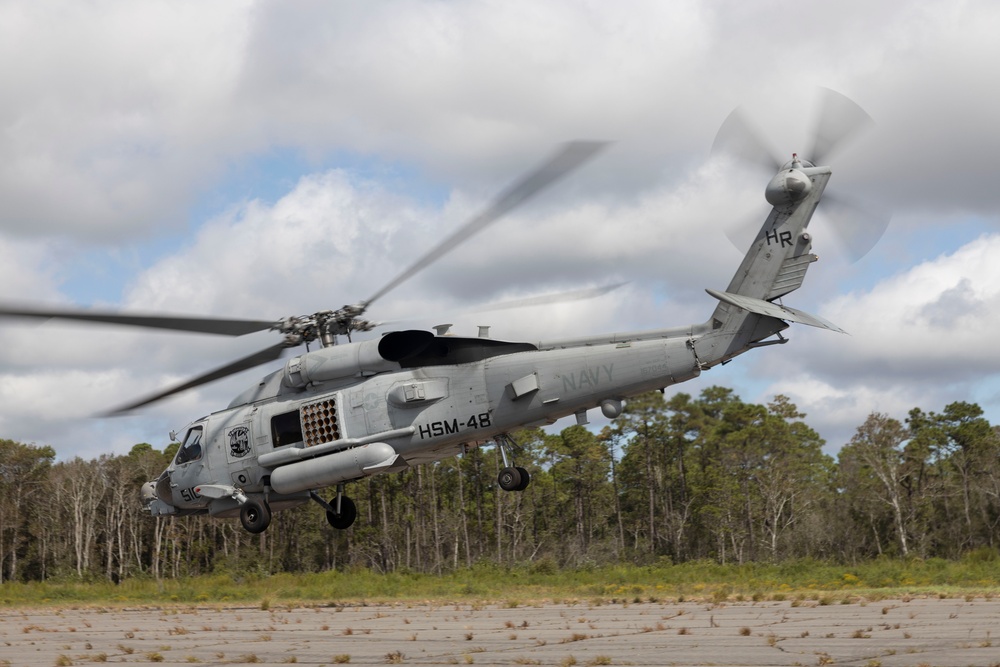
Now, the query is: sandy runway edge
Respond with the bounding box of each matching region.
[3,597,999,666]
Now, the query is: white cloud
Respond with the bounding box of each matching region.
[0,0,252,237]
[0,237,64,301]
[2,0,1000,460]
[817,233,1000,378]
[763,375,925,451]
[11,1,996,244]
[757,232,1000,446]
[124,169,419,316]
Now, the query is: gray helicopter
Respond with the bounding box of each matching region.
[0,91,886,534]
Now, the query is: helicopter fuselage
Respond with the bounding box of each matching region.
[148,325,711,519]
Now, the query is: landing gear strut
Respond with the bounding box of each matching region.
[311,483,357,530]
[495,433,530,492]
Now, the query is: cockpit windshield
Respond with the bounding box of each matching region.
[175,425,204,465]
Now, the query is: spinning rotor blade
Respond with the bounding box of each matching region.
[809,87,874,166]
[820,192,892,262]
[713,89,890,263]
[711,108,782,172]
[468,282,627,313]
[374,282,627,329]
[362,141,609,310]
[723,211,763,254]
[712,88,874,170]
[0,304,276,336]
[105,342,289,415]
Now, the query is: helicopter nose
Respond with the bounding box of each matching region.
[154,470,172,502]
[140,481,159,503]
[142,470,175,511]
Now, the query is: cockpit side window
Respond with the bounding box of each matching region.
[175,426,204,464]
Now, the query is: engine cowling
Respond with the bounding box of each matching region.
[281,330,435,388]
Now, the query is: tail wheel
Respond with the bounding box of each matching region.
[326,495,358,530]
[240,498,271,534]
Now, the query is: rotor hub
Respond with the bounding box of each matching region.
[780,153,815,170]
[765,164,812,210]
[271,304,376,347]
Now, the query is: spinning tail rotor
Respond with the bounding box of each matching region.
[712,88,891,262]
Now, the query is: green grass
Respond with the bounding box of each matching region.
[1,556,999,608]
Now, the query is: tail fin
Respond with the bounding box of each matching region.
[693,159,842,368]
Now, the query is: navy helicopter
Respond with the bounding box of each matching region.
[0,91,886,534]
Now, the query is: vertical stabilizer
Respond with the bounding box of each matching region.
[693,158,835,368]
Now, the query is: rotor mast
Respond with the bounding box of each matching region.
[271,305,376,348]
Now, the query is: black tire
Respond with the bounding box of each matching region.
[326,495,358,530]
[514,466,531,491]
[497,466,523,492]
[240,498,271,534]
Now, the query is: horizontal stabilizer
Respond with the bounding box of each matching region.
[706,289,846,334]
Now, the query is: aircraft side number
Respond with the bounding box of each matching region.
[180,487,202,502]
[418,413,491,440]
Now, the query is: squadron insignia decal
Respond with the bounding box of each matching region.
[228,426,251,459]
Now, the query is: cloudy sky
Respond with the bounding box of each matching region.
[1,0,998,461]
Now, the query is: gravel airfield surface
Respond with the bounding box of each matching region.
[3,598,1000,666]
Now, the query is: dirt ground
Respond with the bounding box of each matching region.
[2,597,1000,666]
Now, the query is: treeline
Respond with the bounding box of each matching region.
[1,387,999,583]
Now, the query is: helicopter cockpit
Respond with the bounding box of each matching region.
[139,420,213,517]
[174,425,204,464]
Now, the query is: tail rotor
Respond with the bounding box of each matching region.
[712,88,891,262]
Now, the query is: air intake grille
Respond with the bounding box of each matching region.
[301,398,341,447]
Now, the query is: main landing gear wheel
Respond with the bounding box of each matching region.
[326,495,357,530]
[514,466,530,491]
[240,498,271,534]
[498,466,531,492]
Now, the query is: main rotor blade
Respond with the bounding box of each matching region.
[363,141,609,309]
[468,282,628,313]
[808,88,873,166]
[104,342,289,415]
[373,282,627,330]
[0,304,276,336]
